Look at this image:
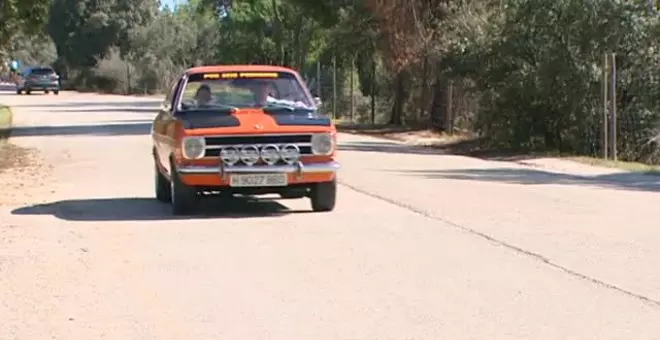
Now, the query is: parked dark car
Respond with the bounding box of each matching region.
[16,66,61,95]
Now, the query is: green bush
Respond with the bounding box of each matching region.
[446,0,660,161]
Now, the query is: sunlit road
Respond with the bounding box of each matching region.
[1,88,660,339]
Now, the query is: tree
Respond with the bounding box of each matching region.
[47,0,159,70]
[0,0,50,51]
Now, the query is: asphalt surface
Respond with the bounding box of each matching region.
[1,88,660,339]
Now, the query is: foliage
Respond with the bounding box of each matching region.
[6,0,660,162]
[445,0,660,160]
[0,0,50,50]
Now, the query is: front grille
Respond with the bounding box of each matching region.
[205,134,311,145]
[204,134,313,158]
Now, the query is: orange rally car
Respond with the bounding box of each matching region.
[151,65,339,215]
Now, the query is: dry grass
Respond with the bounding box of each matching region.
[0,104,11,127]
[0,104,29,173]
[0,104,12,142]
[0,143,34,172]
[336,122,660,173]
[565,156,660,174]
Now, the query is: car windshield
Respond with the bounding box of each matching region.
[178,71,315,111]
[30,68,54,75]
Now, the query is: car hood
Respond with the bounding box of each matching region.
[178,109,334,135]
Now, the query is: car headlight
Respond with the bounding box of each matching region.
[260,144,280,165]
[220,146,240,165]
[239,145,260,165]
[311,133,334,155]
[280,144,301,164]
[182,136,205,159]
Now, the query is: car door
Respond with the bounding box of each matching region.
[154,76,185,175]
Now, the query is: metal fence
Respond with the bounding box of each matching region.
[300,60,480,133]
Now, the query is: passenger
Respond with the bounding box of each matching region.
[230,79,276,107]
[253,81,278,106]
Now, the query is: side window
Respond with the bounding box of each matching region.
[170,76,187,108]
[163,79,179,110]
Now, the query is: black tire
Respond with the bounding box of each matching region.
[310,179,337,212]
[53,90,59,95]
[25,89,31,95]
[155,162,171,203]
[16,89,21,95]
[170,160,198,215]
[44,90,49,94]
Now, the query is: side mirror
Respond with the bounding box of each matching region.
[313,97,322,107]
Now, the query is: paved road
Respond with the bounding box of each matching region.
[1,89,660,339]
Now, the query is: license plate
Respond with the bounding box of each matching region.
[229,173,288,187]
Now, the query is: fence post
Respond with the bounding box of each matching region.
[316,60,321,101]
[447,78,454,134]
[126,63,131,95]
[349,56,354,122]
[371,59,375,125]
[602,53,609,159]
[609,53,617,161]
[332,53,337,120]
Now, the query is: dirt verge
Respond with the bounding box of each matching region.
[0,104,11,140]
[0,104,52,205]
[0,143,34,172]
[336,123,660,174]
[337,123,542,159]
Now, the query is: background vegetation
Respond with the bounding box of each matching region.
[1,0,660,163]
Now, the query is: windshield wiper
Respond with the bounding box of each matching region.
[263,103,315,114]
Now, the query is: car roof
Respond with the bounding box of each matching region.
[185,65,298,76]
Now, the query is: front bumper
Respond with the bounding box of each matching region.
[177,161,340,176]
[23,82,60,90]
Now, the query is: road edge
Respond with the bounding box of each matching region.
[336,125,660,179]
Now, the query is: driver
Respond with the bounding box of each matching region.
[194,84,212,107]
[232,78,277,107]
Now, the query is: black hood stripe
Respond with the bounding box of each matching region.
[179,113,240,129]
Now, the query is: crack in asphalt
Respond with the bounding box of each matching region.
[338,180,660,308]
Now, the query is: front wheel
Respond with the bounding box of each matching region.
[16,89,21,95]
[170,161,198,215]
[155,162,171,203]
[309,179,337,212]
[53,90,59,95]
[44,90,49,94]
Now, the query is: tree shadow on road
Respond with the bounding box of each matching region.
[11,195,310,221]
[9,121,153,137]
[10,100,161,108]
[45,108,158,113]
[396,168,660,193]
